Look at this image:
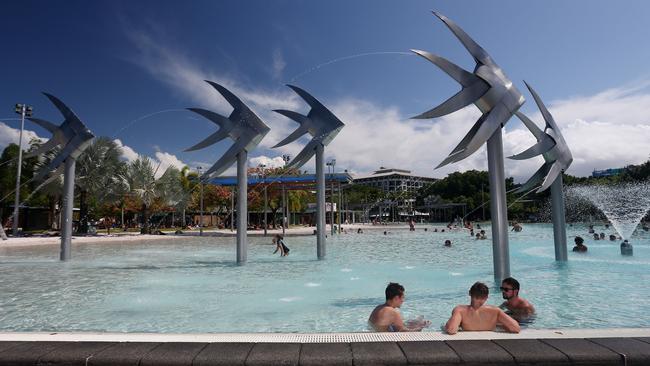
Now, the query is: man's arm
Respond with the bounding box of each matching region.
[497,309,520,333]
[445,306,462,335]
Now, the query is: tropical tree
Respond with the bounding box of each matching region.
[123,156,158,234]
[74,137,127,233]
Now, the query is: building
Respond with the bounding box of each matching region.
[592,167,626,178]
[352,167,437,219]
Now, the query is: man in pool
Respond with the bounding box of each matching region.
[445,282,520,334]
[573,236,588,252]
[368,282,430,332]
[499,277,535,320]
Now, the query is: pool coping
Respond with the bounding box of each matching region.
[1,327,650,343]
[1,329,650,365]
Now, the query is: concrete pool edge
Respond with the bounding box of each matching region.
[1,327,649,342]
[1,330,650,365]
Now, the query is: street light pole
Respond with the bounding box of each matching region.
[198,166,203,236]
[282,155,291,235]
[12,103,32,236]
[327,159,336,235]
[260,164,267,236]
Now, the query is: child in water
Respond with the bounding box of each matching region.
[272,234,290,256]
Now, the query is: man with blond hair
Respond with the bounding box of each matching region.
[445,282,520,334]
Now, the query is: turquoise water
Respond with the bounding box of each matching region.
[1,223,649,333]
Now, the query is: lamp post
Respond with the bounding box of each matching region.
[198,166,203,236]
[282,155,291,235]
[326,159,336,235]
[260,164,267,236]
[12,103,32,236]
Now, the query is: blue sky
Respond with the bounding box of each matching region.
[2,0,650,181]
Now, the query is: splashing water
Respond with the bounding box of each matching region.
[567,182,650,239]
[287,51,413,83]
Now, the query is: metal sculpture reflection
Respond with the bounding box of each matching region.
[185,80,270,264]
[411,11,524,282]
[27,93,95,260]
[510,81,573,260]
[273,84,345,259]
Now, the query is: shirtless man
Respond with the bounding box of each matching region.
[445,282,520,334]
[368,282,430,332]
[499,277,535,321]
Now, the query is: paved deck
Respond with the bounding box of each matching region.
[1,329,650,365]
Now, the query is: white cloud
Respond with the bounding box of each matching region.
[249,155,286,169]
[113,138,138,162]
[114,138,189,178]
[0,122,45,151]
[123,27,650,183]
[271,48,286,80]
[153,150,187,178]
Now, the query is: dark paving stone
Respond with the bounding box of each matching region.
[636,337,650,345]
[0,342,24,353]
[588,338,650,366]
[139,342,207,366]
[445,340,515,366]
[494,339,570,365]
[245,343,300,366]
[299,343,352,366]
[36,342,115,366]
[351,342,406,366]
[193,343,254,366]
[87,342,160,366]
[541,339,622,366]
[0,342,64,366]
[397,341,460,365]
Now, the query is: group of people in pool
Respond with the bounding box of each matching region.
[368,277,535,333]
[573,223,635,255]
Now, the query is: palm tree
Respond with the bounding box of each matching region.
[123,156,158,234]
[74,137,126,233]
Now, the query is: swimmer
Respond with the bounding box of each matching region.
[511,221,523,232]
[444,239,452,247]
[593,233,600,241]
[479,230,487,239]
[573,236,587,252]
[424,228,428,232]
[599,232,605,240]
[620,240,633,256]
[368,282,430,332]
[357,228,363,234]
[609,234,617,241]
[272,234,290,256]
[499,277,535,321]
[445,282,519,334]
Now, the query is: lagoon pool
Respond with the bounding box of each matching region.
[1,223,649,333]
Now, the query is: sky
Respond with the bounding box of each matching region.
[2,0,650,181]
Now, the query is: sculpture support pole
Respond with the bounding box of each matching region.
[316,144,326,259]
[230,189,234,231]
[236,151,247,264]
[551,175,568,261]
[61,158,76,261]
[0,221,7,240]
[486,130,510,283]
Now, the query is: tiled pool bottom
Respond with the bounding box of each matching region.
[1,329,650,365]
[1,223,650,333]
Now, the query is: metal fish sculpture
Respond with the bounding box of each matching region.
[27,93,94,180]
[411,12,525,168]
[272,85,344,168]
[185,81,270,179]
[509,81,573,193]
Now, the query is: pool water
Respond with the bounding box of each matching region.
[1,223,649,333]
